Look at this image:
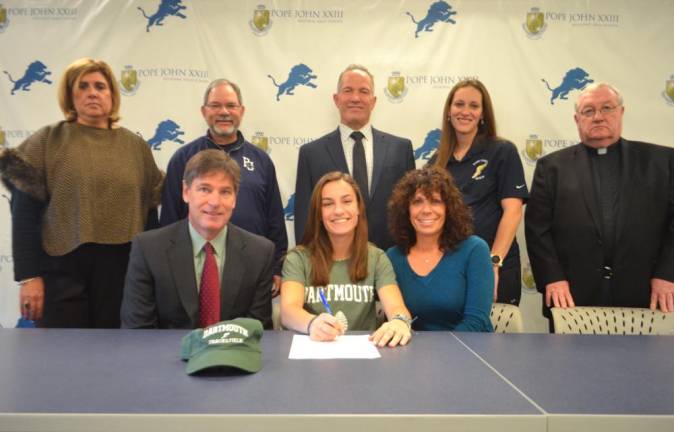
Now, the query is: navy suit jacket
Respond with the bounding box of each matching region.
[294,127,415,250]
[121,220,274,329]
[525,139,674,312]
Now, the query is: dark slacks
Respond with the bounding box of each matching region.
[39,243,131,328]
[496,257,522,305]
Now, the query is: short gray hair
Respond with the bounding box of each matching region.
[202,79,243,106]
[336,64,375,93]
[575,82,623,111]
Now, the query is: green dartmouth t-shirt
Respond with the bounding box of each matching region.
[282,244,397,331]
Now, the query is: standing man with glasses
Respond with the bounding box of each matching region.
[160,79,287,297]
[294,64,415,249]
[526,83,674,321]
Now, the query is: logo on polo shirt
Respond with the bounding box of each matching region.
[663,75,674,106]
[243,156,255,171]
[406,1,457,38]
[471,159,488,180]
[137,0,187,32]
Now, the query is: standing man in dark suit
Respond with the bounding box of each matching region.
[525,83,674,318]
[294,64,415,249]
[121,150,274,329]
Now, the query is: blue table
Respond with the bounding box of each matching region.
[0,329,672,431]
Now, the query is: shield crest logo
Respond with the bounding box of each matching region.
[251,134,269,153]
[253,9,270,32]
[525,138,543,161]
[522,264,536,292]
[666,79,674,102]
[526,11,544,35]
[387,76,405,98]
[121,69,138,93]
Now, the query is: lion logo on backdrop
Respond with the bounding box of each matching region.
[137,0,187,32]
[3,61,53,95]
[284,193,295,221]
[541,67,593,105]
[384,72,408,103]
[406,1,457,38]
[119,66,140,96]
[0,4,10,33]
[146,120,185,151]
[249,5,272,35]
[251,132,269,153]
[662,75,674,106]
[522,7,546,38]
[267,63,318,101]
[414,128,441,161]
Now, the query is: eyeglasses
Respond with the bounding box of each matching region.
[578,105,620,118]
[204,103,241,111]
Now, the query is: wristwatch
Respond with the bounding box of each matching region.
[392,314,413,329]
[490,254,503,268]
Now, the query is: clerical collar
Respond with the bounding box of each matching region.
[584,139,621,156]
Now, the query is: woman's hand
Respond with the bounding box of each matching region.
[20,277,45,321]
[308,313,345,342]
[370,318,411,347]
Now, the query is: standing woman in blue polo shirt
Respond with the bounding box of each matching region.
[430,79,528,305]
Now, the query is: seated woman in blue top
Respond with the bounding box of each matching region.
[387,166,494,332]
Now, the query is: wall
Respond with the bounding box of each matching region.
[1,0,673,330]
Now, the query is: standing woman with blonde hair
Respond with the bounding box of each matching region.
[0,58,163,328]
[431,79,528,305]
[281,171,413,347]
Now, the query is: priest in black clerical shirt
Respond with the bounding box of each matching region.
[525,83,674,319]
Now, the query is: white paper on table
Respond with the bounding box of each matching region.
[288,334,381,359]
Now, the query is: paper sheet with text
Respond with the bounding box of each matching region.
[288,334,381,359]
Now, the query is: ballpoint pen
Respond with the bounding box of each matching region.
[318,288,333,315]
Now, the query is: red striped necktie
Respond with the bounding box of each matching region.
[199,242,220,327]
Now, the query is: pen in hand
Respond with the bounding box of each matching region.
[318,288,333,315]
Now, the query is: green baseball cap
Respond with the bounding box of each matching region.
[180,318,263,375]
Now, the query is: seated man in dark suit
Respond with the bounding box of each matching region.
[294,64,415,250]
[121,149,274,329]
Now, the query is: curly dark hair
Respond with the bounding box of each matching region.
[388,166,472,253]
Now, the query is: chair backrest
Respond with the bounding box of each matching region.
[551,306,674,335]
[490,303,524,333]
[272,301,282,330]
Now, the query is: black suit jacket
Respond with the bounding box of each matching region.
[121,220,274,329]
[294,127,415,249]
[525,139,674,310]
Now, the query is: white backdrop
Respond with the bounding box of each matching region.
[1,0,673,330]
